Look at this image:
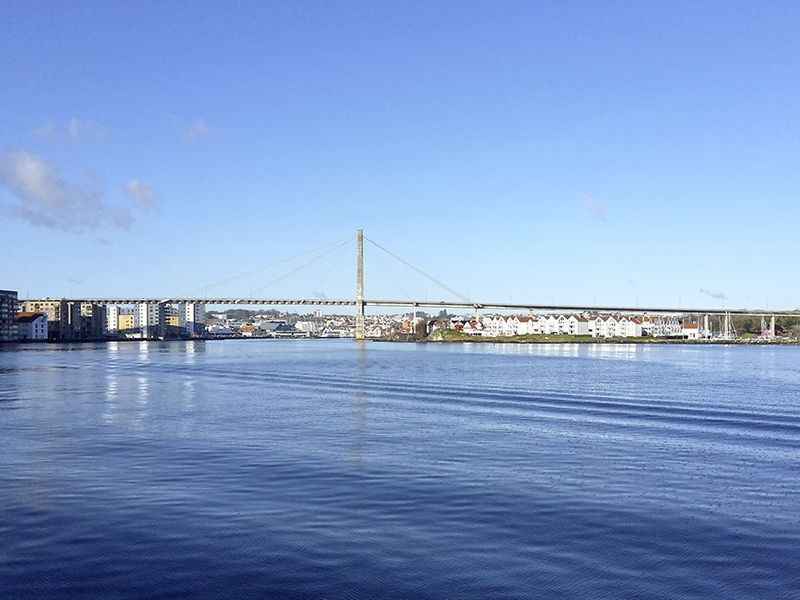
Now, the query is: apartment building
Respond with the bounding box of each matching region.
[0,290,19,342]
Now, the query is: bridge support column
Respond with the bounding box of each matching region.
[703,314,710,338]
[355,228,365,340]
[770,314,776,339]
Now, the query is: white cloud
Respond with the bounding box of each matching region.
[31,118,108,141]
[66,118,108,140]
[184,118,214,141]
[579,194,608,220]
[124,178,159,209]
[0,149,132,232]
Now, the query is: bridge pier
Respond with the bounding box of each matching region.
[411,303,419,334]
[760,314,777,339]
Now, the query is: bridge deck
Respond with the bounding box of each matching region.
[26,298,800,317]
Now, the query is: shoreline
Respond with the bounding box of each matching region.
[3,336,799,347]
[379,333,800,346]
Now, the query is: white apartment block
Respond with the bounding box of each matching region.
[135,302,165,337]
[178,303,206,337]
[295,320,320,333]
[106,305,119,332]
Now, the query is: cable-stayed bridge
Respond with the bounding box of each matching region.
[33,230,799,339]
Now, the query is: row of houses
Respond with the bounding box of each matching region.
[445,313,700,339]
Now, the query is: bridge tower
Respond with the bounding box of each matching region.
[355,228,365,340]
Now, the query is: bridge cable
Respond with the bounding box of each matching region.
[364,235,476,306]
[308,238,354,298]
[250,238,354,296]
[368,246,413,304]
[178,235,354,297]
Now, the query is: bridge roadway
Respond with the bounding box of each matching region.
[50,298,800,317]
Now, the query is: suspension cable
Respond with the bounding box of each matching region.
[309,239,353,297]
[251,237,354,296]
[364,235,475,306]
[178,236,354,297]
[369,245,413,303]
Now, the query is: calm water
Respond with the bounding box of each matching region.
[1,340,799,599]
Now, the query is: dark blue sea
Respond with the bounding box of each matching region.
[1,340,799,599]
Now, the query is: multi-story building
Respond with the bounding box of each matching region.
[0,290,19,342]
[641,315,682,337]
[16,312,48,341]
[79,303,106,339]
[178,302,206,337]
[106,306,136,334]
[20,298,65,339]
[118,313,135,332]
[295,320,320,333]
[20,299,62,335]
[135,302,166,338]
[566,315,591,336]
[106,305,120,333]
[19,299,80,340]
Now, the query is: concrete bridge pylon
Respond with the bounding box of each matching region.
[355,228,365,340]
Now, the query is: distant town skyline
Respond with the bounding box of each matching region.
[2,2,799,309]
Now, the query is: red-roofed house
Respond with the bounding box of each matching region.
[15,311,48,341]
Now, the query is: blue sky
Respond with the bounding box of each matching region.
[1,1,798,310]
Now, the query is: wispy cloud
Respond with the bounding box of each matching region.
[0,149,132,232]
[31,118,108,141]
[124,178,159,209]
[184,118,214,141]
[699,288,728,301]
[579,194,608,220]
[30,120,59,140]
[66,118,108,140]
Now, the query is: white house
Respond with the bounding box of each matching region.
[567,315,591,336]
[618,316,643,338]
[16,312,48,341]
[597,315,620,338]
[641,316,682,337]
[514,315,539,335]
[540,315,560,335]
[462,321,484,336]
[682,322,700,339]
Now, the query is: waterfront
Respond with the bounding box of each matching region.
[1,340,799,598]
